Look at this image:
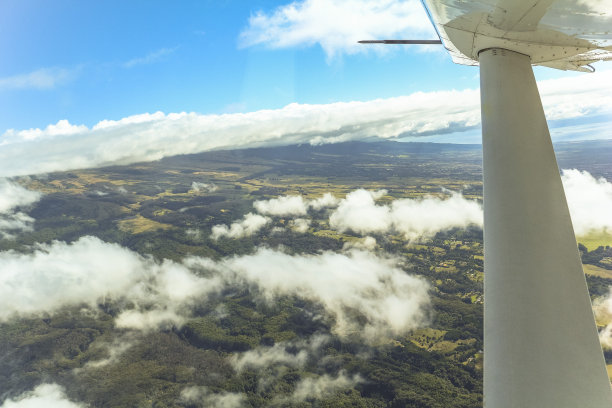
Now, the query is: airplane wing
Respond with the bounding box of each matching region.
[422,0,612,71]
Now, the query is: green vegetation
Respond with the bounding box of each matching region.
[2,140,611,407]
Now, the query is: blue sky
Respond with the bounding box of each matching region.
[0,0,577,129]
[0,0,611,176]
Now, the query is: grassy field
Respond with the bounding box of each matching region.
[577,231,612,251]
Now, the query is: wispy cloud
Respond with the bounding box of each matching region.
[123,47,177,68]
[1,69,612,177]
[239,0,437,59]
[0,67,76,91]
[0,179,42,239]
[180,386,246,408]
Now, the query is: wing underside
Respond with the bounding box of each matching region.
[422,0,612,71]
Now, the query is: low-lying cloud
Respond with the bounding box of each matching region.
[593,289,612,349]
[2,68,612,177]
[0,383,84,408]
[191,181,218,193]
[180,386,246,408]
[288,371,362,403]
[231,334,329,372]
[207,248,431,341]
[0,179,42,239]
[330,189,483,240]
[211,213,271,240]
[561,169,612,236]
[254,195,309,216]
[0,236,430,343]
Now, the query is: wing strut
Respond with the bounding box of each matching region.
[479,47,612,407]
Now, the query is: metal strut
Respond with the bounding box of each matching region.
[479,48,612,407]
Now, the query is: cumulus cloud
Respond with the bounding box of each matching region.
[2,68,612,177]
[239,0,436,59]
[289,218,311,233]
[390,192,483,240]
[289,371,362,402]
[254,195,309,216]
[0,237,146,321]
[309,193,340,210]
[191,182,218,193]
[0,383,84,408]
[205,248,431,342]
[0,236,221,328]
[330,189,482,240]
[330,189,391,234]
[180,386,246,408]
[253,193,340,217]
[211,213,271,240]
[561,169,612,236]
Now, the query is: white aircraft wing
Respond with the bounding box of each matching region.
[422,0,612,71]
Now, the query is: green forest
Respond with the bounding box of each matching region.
[1,141,611,407]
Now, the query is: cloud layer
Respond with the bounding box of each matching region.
[239,0,436,58]
[2,68,612,177]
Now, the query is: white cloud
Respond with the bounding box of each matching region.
[289,371,362,402]
[239,0,436,59]
[211,213,271,240]
[2,68,612,177]
[231,343,309,372]
[191,182,218,193]
[81,333,137,369]
[0,67,75,91]
[593,289,612,349]
[330,189,392,234]
[561,169,612,236]
[114,309,187,332]
[123,47,177,68]
[0,237,147,321]
[231,335,329,372]
[0,179,42,239]
[329,189,482,240]
[289,218,311,233]
[0,234,429,341]
[0,179,42,213]
[0,384,84,408]
[390,192,483,240]
[1,120,87,144]
[206,248,431,342]
[254,195,309,216]
[309,193,340,210]
[180,386,246,408]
